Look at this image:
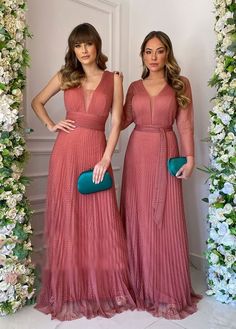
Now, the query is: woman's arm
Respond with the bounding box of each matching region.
[121,83,134,129]
[31,72,75,133]
[93,73,123,184]
[176,77,195,179]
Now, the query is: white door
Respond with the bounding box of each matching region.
[25,0,130,268]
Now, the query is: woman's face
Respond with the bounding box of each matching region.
[143,37,167,73]
[74,41,97,66]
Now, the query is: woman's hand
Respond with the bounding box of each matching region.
[114,71,123,81]
[48,119,75,133]
[93,157,111,184]
[176,156,194,179]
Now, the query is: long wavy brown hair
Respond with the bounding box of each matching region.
[60,23,108,90]
[140,31,190,108]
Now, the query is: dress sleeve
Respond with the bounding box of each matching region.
[122,83,134,129]
[176,77,194,157]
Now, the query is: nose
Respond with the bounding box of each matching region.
[81,44,88,53]
[151,51,157,60]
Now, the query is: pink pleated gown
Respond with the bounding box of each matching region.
[35,71,135,321]
[120,77,201,319]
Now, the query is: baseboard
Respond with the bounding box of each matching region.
[189,253,208,273]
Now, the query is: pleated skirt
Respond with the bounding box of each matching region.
[35,127,135,321]
[120,129,202,319]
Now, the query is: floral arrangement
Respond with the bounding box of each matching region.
[0,0,35,316]
[206,0,236,304]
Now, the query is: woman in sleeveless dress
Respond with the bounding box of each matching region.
[120,31,201,319]
[31,23,135,321]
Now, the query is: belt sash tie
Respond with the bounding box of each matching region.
[66,112,106,131]
[135,124,173,228]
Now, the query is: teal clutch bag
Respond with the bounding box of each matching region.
[77,168,112,194]
[167,157,187,176]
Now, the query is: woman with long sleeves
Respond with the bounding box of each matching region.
[120,31,201,319]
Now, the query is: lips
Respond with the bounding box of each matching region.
[81,56,90,59]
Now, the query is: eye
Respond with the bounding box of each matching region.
[87,41,93,46]
[145,50,151,55]
[157,48,165,54]
[74,44,81,48]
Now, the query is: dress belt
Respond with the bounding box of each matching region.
[66,112,106,131]
[135,124,173,228]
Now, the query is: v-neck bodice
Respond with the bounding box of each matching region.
[64,70,114,118]
[123,76,194,157]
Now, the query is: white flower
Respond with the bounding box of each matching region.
[218,112,231,125]
[210,229,220,242]
[213,123,224,134]
[209,191,220,204]
[221,182,234,195]
[0,292,8,303]
[0,224,15,235]
[223,203,233,214]
[0,281,10,292]
[217,245,226,256]
[217,222,229,236]
[210,253,220,264]
[220,154,229,163]
[216,292,229,303]
[221,234,236,247]
[224,253,236,268]
[6,198,17,208]
[228,278,236,295]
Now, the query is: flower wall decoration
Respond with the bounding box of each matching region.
[206,0,236,304]
[0,0,35,315]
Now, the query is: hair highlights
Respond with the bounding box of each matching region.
[60,23,108,90]
[140,31,190,108]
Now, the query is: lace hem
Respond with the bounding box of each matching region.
[35,296,135,321]
[136,293,202,320]
[35,268,135,321]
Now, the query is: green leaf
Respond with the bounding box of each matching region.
[13,223,29,240]
[0,301,13,315]
[208,73,221,87]
[227,18,235,25]
[228,3,236,12]
[0,82,6,90]
[230,227,236,235]
[214,202,224,209]
[228,41,236,52]
[0,132,9,139]
[13,244,29,260]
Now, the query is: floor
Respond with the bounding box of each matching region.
[0,268,235,329]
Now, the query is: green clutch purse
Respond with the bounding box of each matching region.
[77,168,113,194]
[167,157,187,176]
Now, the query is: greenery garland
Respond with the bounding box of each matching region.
[206,0,236,304]
[0,0,35,315]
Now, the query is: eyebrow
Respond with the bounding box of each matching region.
[145,46,165,50]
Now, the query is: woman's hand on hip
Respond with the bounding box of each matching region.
[48,119,75,133]
[93,157,111,184]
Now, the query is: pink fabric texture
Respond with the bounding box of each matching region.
[35,71,135,321]
[120,77,202,319]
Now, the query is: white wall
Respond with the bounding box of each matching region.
[127,0,216,269]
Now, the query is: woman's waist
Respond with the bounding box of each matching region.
[66,111,107,131]
[134,124,174,133]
